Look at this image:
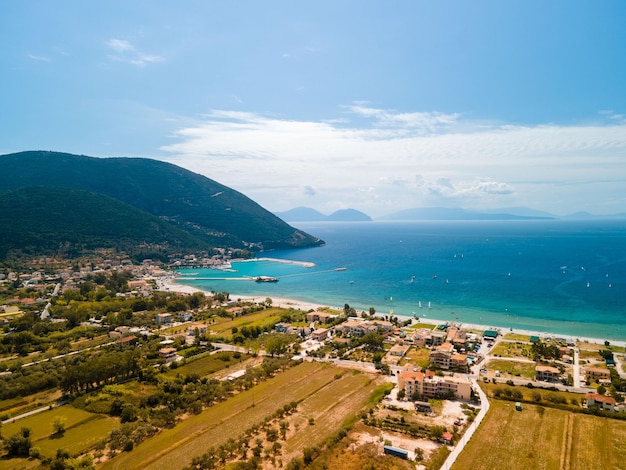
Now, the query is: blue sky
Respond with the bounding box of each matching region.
[2,1,626,217]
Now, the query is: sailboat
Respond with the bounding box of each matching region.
[428,301,432,309]
[418,301,422,308]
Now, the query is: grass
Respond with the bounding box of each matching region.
[487,359,537,379]
[164,351,252,378]
[35,415,117,458]
[207,308,286,337]
[0,389,62,419]
[481,382,582,405]
[2,405,117,459]
[504,333,531,342]
[3,406,100,442]
[453,399,626,470]
[399,347,431,369]
[281,370,378,462]
[101,361,378,470]
[490,341,532,359]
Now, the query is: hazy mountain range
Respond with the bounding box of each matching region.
[274,207,372,222]
[277,206,626,222]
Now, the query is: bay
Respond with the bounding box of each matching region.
[177,220,626,341]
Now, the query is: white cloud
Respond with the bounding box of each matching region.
[106,38,134,52]
[27,54,51,62]
[105,38,163,67]
[159,104,626,217]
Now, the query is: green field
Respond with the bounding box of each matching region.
[164,350,252,378]
[453,400,626,470]
[212,308,285,333]
[490,341,532,359]
[2,405,118,459]
[100,361,379,470]
[487,358,537,379]
[504,333,531,342]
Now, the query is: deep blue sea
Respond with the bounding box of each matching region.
[177,220,626,341]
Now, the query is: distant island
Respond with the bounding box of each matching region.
[274,207,372,222]
[277,205,626,222]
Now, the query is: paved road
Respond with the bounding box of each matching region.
[1,400,67,425]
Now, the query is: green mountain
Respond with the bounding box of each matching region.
[0,186,210,260]
[0,151,323,256]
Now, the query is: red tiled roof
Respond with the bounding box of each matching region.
[586,393,616,405]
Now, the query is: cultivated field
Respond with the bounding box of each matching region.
[452,400,626,470]
[2,405,118,459]
[163,350,253,379]
[100,361,380,470]
[207,307,286,336]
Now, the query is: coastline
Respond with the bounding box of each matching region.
[161,276,626,349]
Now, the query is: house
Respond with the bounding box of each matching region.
[306,311,332,323]
[179,312,193,322]
[388,343,410,357]
[128,280,148,290]
[155,313,172,325]
[115,326,131,336]
[312,328,329,341]
[441,432,454,445]
[187,322,207,335]
[428,330,447,346]
[274,322,290,333]
[397,368,471,400]
[451,353,469,372]
[483,330,498,341]
[115,335,137,346]
[584,366,611,383]
[429,343,454,370]
[371,320,394,333]
[535,365,561,382]
[585,393,617,412]
[422,374,472,400]
[411,328,432,347]
[159,347,177,361]
[332,337,350,347]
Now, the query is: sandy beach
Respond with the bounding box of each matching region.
[159,276,626,348]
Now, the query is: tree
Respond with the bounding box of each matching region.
[361,332,384,352]
[4,427,32,457]
[265,335,289,357]
[52,416,66,435]
[265,297,273,308]
[597,384,607,395]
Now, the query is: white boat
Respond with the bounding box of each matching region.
[418,301,422,308]
[428,301,431,309]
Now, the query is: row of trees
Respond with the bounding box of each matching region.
[60,350,140,394]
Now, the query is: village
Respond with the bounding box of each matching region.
[1,255,626,469]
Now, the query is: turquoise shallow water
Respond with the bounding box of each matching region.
[177,220,626,341]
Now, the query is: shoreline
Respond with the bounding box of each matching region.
[160,276,626,348]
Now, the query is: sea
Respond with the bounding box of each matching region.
[176,220,626,342]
